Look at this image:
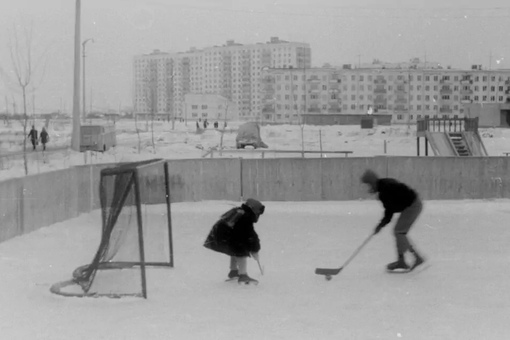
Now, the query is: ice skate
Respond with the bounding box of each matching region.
[225,270,239,281]
[410,253,425,272]
[386,259,409,272]
[238,274,258,285]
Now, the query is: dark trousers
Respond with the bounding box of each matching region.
[393,198,423,254]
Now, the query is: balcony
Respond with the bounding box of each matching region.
[440,108,453,113]
[374,88,387,94]
[440,88,453,95]
[394,97,408,104]
[308,76,321,82]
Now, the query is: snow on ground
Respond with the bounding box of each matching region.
[0,200,509,340]
[0,119,509,180]
[1,120,510,339]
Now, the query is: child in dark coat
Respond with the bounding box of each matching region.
[204,198,265,284]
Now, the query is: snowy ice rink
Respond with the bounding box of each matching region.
[1,199,509,340]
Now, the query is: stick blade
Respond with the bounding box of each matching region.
[315,267,342,276]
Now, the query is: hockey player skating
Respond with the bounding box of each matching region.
[361,169,425,272]
[203,198,265,284]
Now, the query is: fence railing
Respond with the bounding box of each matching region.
[203,149,353,158]
[417,117,479,133]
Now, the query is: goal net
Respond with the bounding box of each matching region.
[51,159,173,298]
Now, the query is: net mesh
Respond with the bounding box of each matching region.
[67,159,172,297]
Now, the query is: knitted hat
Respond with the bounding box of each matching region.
[244,198,265,217]
[360,169,379,186]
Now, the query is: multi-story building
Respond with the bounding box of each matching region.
[260,62,510,124]
[133,37,312,121]
[184,93,239,123]
[261,67,341,123]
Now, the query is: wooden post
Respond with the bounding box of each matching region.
[416,137,419,156]
[425,137,429,156]
[319,129,323,158]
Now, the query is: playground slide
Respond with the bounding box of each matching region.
[425,132,457,156]
[462,131,488,156]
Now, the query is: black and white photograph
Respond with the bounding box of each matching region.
[0,0,509,339]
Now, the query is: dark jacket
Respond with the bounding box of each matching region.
[204,205,261,257]
[376,178,418,227]
[28,128,38,141]
[40,130,49,144]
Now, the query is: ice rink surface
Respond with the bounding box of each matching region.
[0,199,509,340]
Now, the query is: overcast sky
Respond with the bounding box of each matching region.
[0,0,509,113]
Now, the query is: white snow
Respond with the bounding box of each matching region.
[1,199,509,339]
[1,119,509,180]
[0,120,509,339]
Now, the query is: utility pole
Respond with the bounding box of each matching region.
[71,0,81,151]
[82,38,94,122]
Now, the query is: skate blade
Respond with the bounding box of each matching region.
[238,281,259,286]
[387,263,431,274]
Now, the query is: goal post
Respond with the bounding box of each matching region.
[51,159,173,299]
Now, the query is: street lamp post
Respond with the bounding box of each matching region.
[82,38,94,122]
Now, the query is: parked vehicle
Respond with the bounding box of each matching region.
[80,125,116,152]
[235,122,268,149]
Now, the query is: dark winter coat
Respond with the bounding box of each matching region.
[204,205,261,257]
[40,130,49,144]
[375,178,418,227]
[28,128,38,142]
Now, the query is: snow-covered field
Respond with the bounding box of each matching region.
[1,199,509,340]
[0,118,509,181]
[0,119,509,339]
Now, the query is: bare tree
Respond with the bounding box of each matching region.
[1,21,47,175]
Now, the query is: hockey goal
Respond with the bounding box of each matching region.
[51,159,173,298]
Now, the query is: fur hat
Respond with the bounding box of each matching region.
[360,169,379,186]
[244,198,265,217]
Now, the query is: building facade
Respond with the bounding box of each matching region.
[260,64,510,124]
[184,93,238,123]
[133,37,312,121]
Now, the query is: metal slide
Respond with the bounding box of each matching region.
[425,132,458,156]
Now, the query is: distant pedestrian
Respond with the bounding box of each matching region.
[28,125,38,151]
[40,127,49,151]
[214,121,219,129]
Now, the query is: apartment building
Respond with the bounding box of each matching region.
[261,67,341,123]
[260,63,510,124]
[133,37,312,121]
[184,93,239,123]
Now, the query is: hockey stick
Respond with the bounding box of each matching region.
[255,258,264,275]
[315,233,374,276]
